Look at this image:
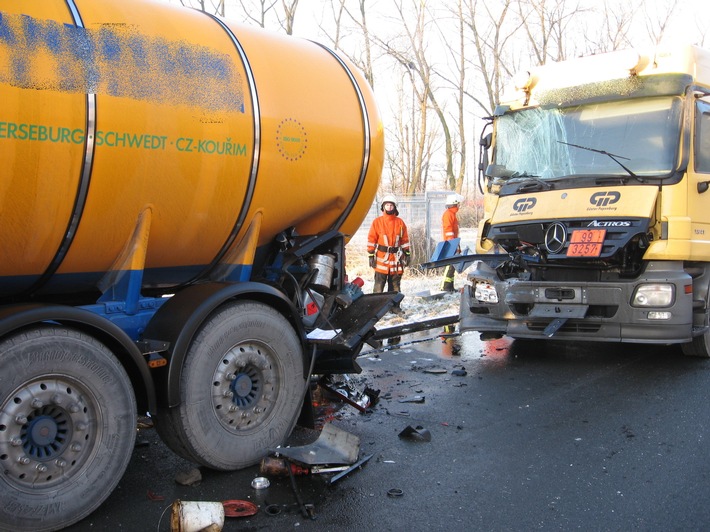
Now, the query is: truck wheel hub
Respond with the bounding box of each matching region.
[212,343,277,431]
[1,376,95,490]
[25,410,65,454]
[231,372,259,406]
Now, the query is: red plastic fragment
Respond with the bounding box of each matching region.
[146,490,164,501]
[223,500,258,517]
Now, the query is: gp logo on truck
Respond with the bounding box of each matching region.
[512,197,537,214]
[589,191,621,207]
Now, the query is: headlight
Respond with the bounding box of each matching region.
[631,284,674,307]
[474,281,498,303]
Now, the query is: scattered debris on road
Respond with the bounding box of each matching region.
[398,425,432,442]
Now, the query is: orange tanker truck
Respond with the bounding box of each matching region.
[0,1,393,530]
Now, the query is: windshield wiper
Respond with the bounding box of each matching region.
[509,172,553,192]
[557,141,645,183]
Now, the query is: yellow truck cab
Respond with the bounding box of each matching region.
[464,44,710,356]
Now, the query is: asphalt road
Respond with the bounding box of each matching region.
[67,330,710,531]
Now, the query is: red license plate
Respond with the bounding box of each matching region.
[566,229,606,257]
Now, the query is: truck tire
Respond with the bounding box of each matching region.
[155,300,305,470]
[0,326,137,532]
[681,330,710,357]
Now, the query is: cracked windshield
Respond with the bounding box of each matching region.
[494,95,683,180]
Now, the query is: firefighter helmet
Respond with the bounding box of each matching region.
[445,194,461,206]
[381,194,398,211]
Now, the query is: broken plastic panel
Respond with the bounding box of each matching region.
[274,423,360,465]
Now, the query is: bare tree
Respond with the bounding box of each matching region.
[348,0,375,88]
[321,0,375,88]
[176,0,224,16]
[380,1,458,194]
[178,0,205,12]
[453,0,467,195]
[232,0,300,33]
[323,0,347,50]
[280,0,300,35]
[583,0,634,54]
[234,0,279,27]
[643,0,680,46]
[695,18,710,48]
[432,0,468,194]
[462,0,518,116]
[515,0,588,64]
[386,75,438,194]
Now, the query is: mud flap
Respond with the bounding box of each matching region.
[308,292,403,373]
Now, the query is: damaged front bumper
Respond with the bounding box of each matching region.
[460,260,696,343]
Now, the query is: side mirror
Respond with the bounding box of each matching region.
[478,127,493,194]
[485,164,515,178]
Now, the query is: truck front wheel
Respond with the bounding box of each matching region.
[681,329,710,357]
[155,300,305,470]
[0,326,137,532]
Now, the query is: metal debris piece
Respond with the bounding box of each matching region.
[364,386,381,406]
[398,395,425,403]
[413,289,447,300]
[311,464,349,474]
[328,454,373,485]
[251,477,270,489]
[260,456,309,477]
[286,461,316,520]
[275,423,360,465]
[319,374,376,412]
[422,368,447,374]
[398,425,432,442]
[260,455,351,477]
[386,335,402,345]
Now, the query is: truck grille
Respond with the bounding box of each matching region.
[525,320,602,333]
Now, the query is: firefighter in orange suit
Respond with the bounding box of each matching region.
[367,195,410,315]
[441,194,461,292]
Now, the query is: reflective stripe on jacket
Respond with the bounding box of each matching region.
[367,213,410,275]
[442,206,459,241]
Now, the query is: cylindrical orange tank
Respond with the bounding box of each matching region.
[0,0,383,299]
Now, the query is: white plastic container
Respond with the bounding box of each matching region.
[170,500,225,532]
